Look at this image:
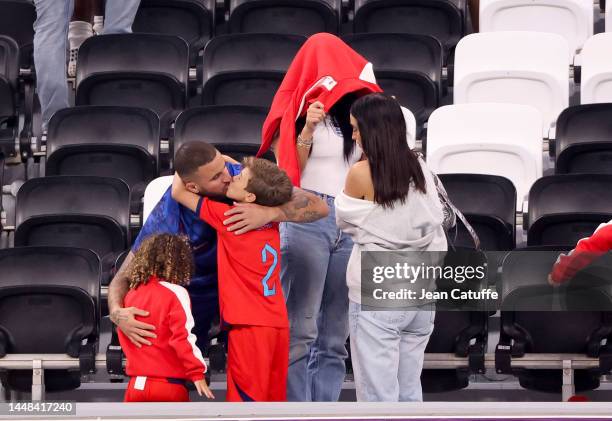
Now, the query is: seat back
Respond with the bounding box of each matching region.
[555,104,612,174]
[0,0,35,68]
[174,106,272,162]
[526,174,612,246]
[353,0,465,56]
[46,106,160,189]
[133,0,214,65]
[581,33,612,104]
[0,246,100,392]
[0,35,19,89]
[439,174,516,250]
[229,0,340,35]
[480,0,593,58]
[454,32,570,137]
[427,103,542,209]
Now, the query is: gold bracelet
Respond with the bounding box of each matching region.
[297,134,313,148]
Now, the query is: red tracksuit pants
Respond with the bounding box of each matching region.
[226,325,289,402]
[124,376,190,402]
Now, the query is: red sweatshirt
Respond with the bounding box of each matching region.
[258,33,382,186]
[118,275,207,382]
[550,220,612,284]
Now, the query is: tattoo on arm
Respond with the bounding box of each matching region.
[278,188,326,223]
[108,252,134,324]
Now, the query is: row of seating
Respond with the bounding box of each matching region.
[2,246,611,395]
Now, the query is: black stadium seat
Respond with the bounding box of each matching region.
[0,0,35,69]
[342,33,443,132]
[496,248,612,394]
[174,105,274,163]
[525,174,612,247]
[45,106,160,206]
[75,34,189,136]
[554,104,612,175]
[133,0,214,66]
[439,174,516,251]
[353,0,466,60]
[14,176,131,284]
[0,35,19,159]
[0,246,100,393]
[202,33,306,108]
[229,0,340,36]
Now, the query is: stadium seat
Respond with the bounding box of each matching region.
[75,34,189,136]
[229,0,340,36]
[580,33,612,104]
[422,248,490,392]
[174,105,274,162]
[201,33,306,107]
[342,34,443,133]
[133,0,214,66]
[426,103,543,210]
[14,176,131,284]
[353,0,466,60]
[496,248,612,393]
[554,104,612,174]
[0,246,100,393]
[439,174,516,250]
[0,0,35,68]
[45,106,160,208]
[525,174,612,247]
[143,176,172,224]
[0,35,19,159]
[454,32,570,138]
[480,0,593,58]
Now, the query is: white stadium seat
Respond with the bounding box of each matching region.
[480,0,593,57]
[143,175,172,224]
[454,32,570,138]
[401,105,417,149]
[580,33,612,104]
[426,103,543,210]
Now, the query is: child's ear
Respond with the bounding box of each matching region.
[244,192,257,204]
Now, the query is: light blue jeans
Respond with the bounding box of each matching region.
[280,194,352,402]
[348,300,435,401]
[34,0,142,129]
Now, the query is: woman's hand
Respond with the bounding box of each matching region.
[303,101,326,137]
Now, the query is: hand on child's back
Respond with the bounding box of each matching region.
[194,379,215,399]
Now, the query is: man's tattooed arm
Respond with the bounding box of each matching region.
[276,187,329,223]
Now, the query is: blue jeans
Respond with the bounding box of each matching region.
[280,194,352,401]
[33,0,141,129]
[348,300,435,401]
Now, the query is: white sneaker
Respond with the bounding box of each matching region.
[68,47,78,78]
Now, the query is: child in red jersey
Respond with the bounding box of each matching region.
[119,233,215,402]
[172,155,293,402]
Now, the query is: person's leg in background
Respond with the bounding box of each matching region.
[280,219,332,401]
[68,0,100,77]
[397,306,435,402]
[188,292,220,354]
[102,0,141,34]
[33,0,74,130]
[468,0,479,32]
[308,226,351,401]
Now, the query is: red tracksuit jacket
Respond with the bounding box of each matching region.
[118,275,207,382]
[550,220,612,284]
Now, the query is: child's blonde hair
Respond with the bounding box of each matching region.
[129,234,193,289]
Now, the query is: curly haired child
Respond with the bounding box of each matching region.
[119,233,215,402]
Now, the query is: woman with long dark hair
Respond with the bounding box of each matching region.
[335,93,447,401]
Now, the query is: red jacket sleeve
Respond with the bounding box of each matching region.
[550,221,612,285]
[165,284,208,381]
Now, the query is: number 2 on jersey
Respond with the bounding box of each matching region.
[261,244,278,297]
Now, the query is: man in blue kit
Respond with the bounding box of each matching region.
[108,141,329,351]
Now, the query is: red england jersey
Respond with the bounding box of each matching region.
[197,198,289,328]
